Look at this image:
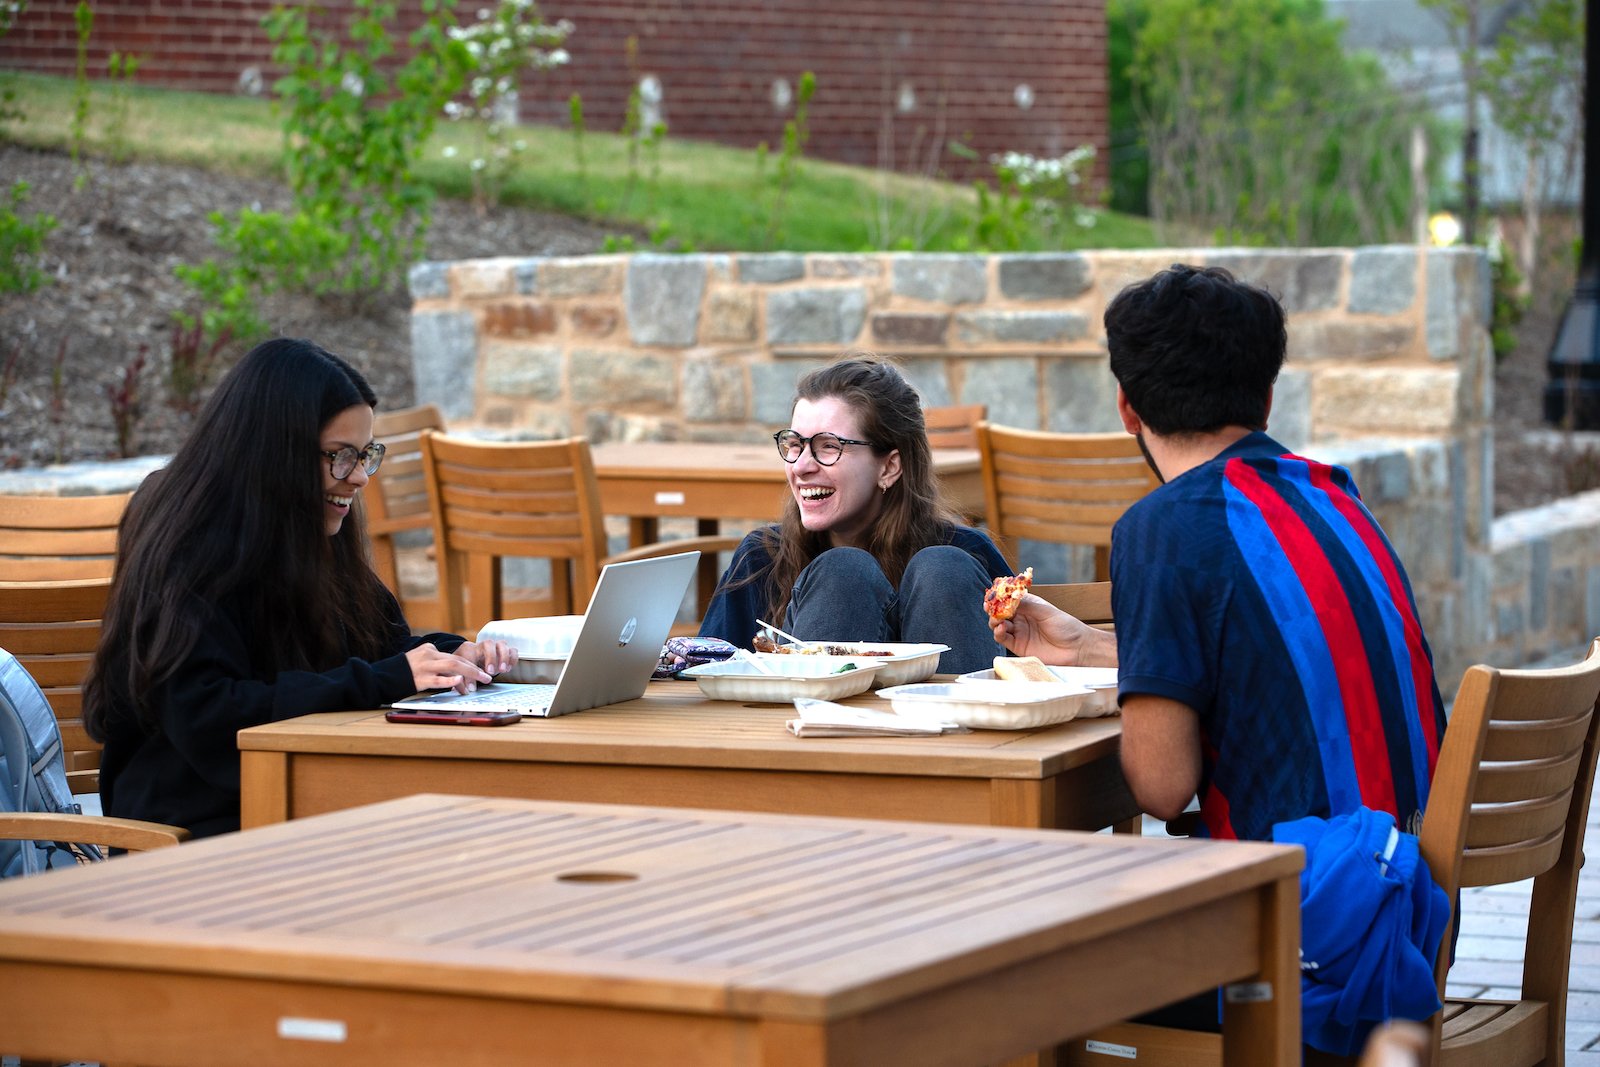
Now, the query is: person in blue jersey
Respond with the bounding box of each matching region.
[700,356,1011,674]
[992,264,1450,1039]
[995,263,1445,839]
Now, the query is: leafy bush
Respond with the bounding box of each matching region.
[972,146,1099,251]
[442,0,572,214]
[261,0,471,291]
[1110,0,1447,246]
[0,181,57,293]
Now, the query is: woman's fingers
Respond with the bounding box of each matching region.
[456,639,519,675]
[406,644,493,692]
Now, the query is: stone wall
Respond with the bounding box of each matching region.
[6,247,1596,691]
[402,246,1600,688]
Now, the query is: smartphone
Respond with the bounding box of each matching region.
[384,709,522,727]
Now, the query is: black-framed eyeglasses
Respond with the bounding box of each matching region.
[773,430,873,466]
[322,442,386,480]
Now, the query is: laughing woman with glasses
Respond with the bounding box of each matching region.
[699,356,1010,674]
[84,338,515,839]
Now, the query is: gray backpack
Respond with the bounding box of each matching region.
[0,646,102,877]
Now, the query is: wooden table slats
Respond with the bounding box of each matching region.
[0,794,1301,1067]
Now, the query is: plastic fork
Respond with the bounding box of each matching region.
[756,618,820,654]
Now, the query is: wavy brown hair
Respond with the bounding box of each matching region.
[758,355,963,622]
[84,338,395,738]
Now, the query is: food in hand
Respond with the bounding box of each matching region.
[983,567,1034,622]
[993,655,1056,682]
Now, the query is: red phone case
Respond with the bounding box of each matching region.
[384,709,521,727]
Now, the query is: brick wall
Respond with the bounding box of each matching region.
[0,0,1108,178]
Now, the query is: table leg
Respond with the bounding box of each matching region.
[239,750,289,829]
[1221,871,1301,1067]
[629,516,659,549]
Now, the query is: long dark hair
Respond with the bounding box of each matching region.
[760,355,962,623]
[85,338,394,737]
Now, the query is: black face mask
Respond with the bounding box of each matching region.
[1135,431,1166,485]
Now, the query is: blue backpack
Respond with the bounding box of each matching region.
[0,646,102,877]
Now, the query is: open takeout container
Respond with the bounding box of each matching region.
[753,642,948,687]
[475,616,583,684]
[957,664,1120,717]
[682,657,885,702]
[878,680,1095,730]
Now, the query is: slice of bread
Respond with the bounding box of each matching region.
[993,655,1057,682]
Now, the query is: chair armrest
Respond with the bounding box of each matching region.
[0,812,190,853]
[603,535,743,567]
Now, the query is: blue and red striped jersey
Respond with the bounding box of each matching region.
[1111,432,1445,842]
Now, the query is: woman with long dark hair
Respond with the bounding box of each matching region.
[85,338,513,838]
[698,356,1009,674]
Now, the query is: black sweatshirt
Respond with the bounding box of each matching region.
[98,591,464,839]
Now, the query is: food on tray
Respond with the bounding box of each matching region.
[983,567,1034,622]
[992,655,1056,682]
[753,634,892,656]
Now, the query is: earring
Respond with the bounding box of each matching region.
[879,483,888,494]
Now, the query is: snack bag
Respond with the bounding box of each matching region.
[652,636,738,679]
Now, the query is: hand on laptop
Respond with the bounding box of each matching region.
[455,639,518,679]
[406,643,496,694]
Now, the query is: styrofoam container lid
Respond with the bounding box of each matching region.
[476,616,584,658]
[879,680,1094,730]
[682,657,884,702]
[956,664,1120,718]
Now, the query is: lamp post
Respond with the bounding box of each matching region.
[1544,0,1599,429]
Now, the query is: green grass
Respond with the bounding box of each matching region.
[4,71,1156,253]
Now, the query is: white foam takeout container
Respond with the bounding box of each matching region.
[754,642,948,687]
[879,680,1095,730]
[682,657,885,702]
[475,615,583,684]
[957,665,1120,717]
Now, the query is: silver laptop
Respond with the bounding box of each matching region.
[390,551,699,718]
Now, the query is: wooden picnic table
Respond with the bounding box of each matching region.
[239,680,1138,833]
[0,794,1303,1066]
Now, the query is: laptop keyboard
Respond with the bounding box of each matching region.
[449,684,557,710]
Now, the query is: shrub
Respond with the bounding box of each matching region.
[0,181,57,294]
[261,0,471,291]
[442,0,572,214]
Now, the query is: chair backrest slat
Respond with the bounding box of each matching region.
[1030,582,1113,629]
[977,423,1157,579]
[0,578,112,796]
[923,403,986,450]
[421,432,608,633]
[367,404,447,599]
[0,492,130,582]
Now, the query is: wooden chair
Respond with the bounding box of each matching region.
[0,640,187,868]
[0,492,130,581]
[1032,581,1113,629]
[0,578,111,796]
[1064,641,1600,1067]
[976,422,1158,581]
[367,403,448,629]
[422,433,605,633]
[421,433,738,635]
[1416,638,1600,1067]
[924,403,986,450]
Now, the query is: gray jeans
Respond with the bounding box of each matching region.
[784,545,997,675]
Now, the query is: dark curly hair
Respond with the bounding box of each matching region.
[1105,263,1287,436]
